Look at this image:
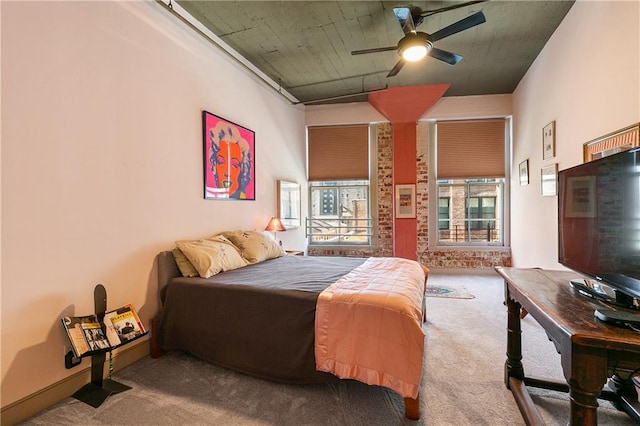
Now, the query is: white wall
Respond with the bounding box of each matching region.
[1,1,306,406]
[511,0,640,269]
[305,102,386,125]
[425,94,512,120]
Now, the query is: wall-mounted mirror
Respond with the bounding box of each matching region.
[277,180,301,229]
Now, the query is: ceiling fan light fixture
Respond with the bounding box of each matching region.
[402,45,428,62]
[398,33,432,62]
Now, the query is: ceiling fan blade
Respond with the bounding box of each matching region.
[386,59,406,77]
[428,47,463,65]
[393,7,416,34]
[351,46,397,55]
[422,1,487,18]
[430,11,486,42]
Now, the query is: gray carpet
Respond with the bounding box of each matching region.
[21,271,638,425]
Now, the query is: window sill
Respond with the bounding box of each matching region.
[429,245,511,251]
[308,244,375,250]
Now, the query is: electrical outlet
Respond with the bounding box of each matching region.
[64,345,81,369]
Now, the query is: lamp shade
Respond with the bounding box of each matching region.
[264,217,286,232]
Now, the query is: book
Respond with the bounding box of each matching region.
[61,304,146,358]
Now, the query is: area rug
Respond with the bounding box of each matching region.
[425,285,475,299]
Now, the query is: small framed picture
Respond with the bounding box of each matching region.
[519,159,529,186]
[395,184,416,218]
[543,121,556,160]
[277,180,301,229]
[541,164,558,196]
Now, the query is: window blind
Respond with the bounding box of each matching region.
[307,125,369,181]
[437,119,506,179]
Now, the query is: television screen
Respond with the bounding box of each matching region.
[557,147,640,302]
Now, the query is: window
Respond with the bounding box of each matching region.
[307,181,371,244]
[431,118,509,246]
[306,124,375,246]
[438,180,504,244]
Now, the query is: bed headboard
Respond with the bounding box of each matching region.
[157,251,180,295]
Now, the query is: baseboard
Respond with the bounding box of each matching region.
[0,338,149,426]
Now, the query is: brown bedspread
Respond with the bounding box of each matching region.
[157,255,366,383]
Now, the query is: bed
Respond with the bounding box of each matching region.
[152,232,428,419]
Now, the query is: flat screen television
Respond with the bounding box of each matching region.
[557,146,640,308]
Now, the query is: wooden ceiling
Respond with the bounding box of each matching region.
[175,1,575,105]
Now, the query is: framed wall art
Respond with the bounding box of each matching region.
[541,164,558,196]
[277,180,301,229]
[519,159,529,186]
[542,121,556,160]
[202,111,255,200]
[395,184,416,219]
[583,122,639,162]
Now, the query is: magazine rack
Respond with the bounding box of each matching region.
[71,284,132,408]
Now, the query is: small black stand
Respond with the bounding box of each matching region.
[71,284,131,408]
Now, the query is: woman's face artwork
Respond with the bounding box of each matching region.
[215,140,242,196]
[207,120,252,199]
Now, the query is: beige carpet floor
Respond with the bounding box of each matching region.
[20,270,638,425]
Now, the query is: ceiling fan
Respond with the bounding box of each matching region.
[351,5,487,77]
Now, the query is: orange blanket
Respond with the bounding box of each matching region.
[314,257,427,399]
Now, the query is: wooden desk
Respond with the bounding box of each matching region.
[495,267,640,425]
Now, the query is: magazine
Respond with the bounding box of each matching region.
[61,304,146,358]
[61,315,95,357]
[103,304,145,344]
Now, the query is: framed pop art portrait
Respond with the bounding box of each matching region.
[203,111,255,200]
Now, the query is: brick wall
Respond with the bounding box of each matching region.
[375,122,394,257]
[309,122,512,269]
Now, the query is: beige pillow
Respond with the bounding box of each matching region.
[221,230,285,264]
[175,235,247,278]
[172,248,199,277]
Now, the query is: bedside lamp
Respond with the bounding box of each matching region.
[264,217,286,245]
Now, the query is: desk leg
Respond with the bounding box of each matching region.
[505,296,524,387]
[563,349,607,426]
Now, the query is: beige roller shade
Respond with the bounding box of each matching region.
[437,119,506,179]
[307,125,369,181]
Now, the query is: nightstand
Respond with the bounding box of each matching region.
[285,250,304,256]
